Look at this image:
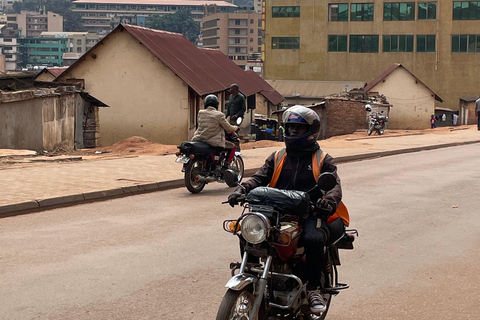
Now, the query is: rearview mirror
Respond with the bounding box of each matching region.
[236,116,243,126]
[317,172,337,192]
[224,169,238,187]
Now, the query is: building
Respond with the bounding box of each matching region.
[71,0,238,35]
[56,24,283,146]
[40,31,103,54]
[7,11,63,37]
[262,0,480,111]
[18,36,68,67]
[202,10,262,70]
[0,23,21,71]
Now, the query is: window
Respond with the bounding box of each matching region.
[329,4,349,21]
[416,34,436,52]
[328,35,348,51]
[350,3,374,21]
[272,37,300,49]
[453,1,480,20]
[384,2,415,20]
[418,2,437,19]
[452,34,480,52]
[272,6,300,18]
[383,35,414,52]
[77,39,82,45]
[349,35,379,52]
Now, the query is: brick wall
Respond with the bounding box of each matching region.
[325,98,367,137]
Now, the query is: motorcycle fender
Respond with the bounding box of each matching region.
[224,273,258,291]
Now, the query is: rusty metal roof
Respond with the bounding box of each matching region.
[266,79,365,99]
[45,67,68,78]
[62,24,280,98]
[245,70,284,105]
[364,63,443,102]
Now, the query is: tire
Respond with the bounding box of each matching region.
[367,125,373,136]
[184,159,206,194]
[378,127,384,135]
[216,286,266,320]
[228,155,244,185]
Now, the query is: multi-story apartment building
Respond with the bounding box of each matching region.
[8,11,63,37]
[263,0,480,110]
[18,35,68,67]
[71,0,238,35]
[202,10,262,70]
[40,31,103,54]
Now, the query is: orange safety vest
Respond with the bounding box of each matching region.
[268,148,350,226]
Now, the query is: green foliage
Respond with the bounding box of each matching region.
[147,10,200,43]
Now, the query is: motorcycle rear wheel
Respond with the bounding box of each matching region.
[229,155,244,185]
[184,159,206,194]
[216,286,267,320]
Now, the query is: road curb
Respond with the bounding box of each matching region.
[1,139,479,218]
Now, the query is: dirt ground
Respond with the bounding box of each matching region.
[0,126,467,164]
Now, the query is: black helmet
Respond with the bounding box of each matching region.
[204,94,219,109]
[282,105,321,150]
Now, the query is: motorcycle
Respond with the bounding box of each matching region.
[367,110,388,136]
[175,119,244,194]
[217,172,358,320]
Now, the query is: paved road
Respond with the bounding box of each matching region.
[0,145,479,319]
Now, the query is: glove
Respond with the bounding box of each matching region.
[228,190,245,207]
[316,198,333,215]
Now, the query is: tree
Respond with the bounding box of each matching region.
[147,10,200,43]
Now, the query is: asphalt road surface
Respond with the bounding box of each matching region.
[1,144,479,320]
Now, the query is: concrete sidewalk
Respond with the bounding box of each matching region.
[1,126,479,217]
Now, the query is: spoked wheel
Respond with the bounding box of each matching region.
[216,287,265,320]
[184,159,206,194]
[228,155,244,185]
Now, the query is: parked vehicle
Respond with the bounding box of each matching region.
[175,130,244,194]
[366,105,388,136]
[217,172,357,320]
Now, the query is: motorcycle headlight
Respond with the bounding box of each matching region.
[241,213,270,244]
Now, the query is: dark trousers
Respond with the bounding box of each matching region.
[303,216,329,289]
[477,112,480,130]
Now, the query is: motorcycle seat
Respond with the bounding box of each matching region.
[180,141,223,154]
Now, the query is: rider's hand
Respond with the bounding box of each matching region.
[316,198,333,215]
[228,190,245,207]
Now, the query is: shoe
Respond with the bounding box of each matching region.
[308,290,326,314]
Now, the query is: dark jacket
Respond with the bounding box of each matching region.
[226,93,246,119]
[238,145,342,213]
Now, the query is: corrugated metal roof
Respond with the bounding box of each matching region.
[266,79,365,98]
[46,67,68,78]
[364,63,443,102]
[245,70,284,105]
[459,95,480,102]
[72,0,236,6]
[62,24,281,98]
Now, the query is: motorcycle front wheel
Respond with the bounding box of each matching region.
[184,159,206,194]
[367,124,374,136]
[229,155,244,185]
[377,128,384,135]
[216,286,266,320]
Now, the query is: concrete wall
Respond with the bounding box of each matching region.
[41,93,76,150]
[0,89,76,151]
[58,29,190,146]
[369,68,434,129]
[0,96,43,150]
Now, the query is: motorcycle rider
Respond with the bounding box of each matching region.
[192,94,238,167]
[228,105,343,314]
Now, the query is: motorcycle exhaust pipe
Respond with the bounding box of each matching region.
[197,175,217,182]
